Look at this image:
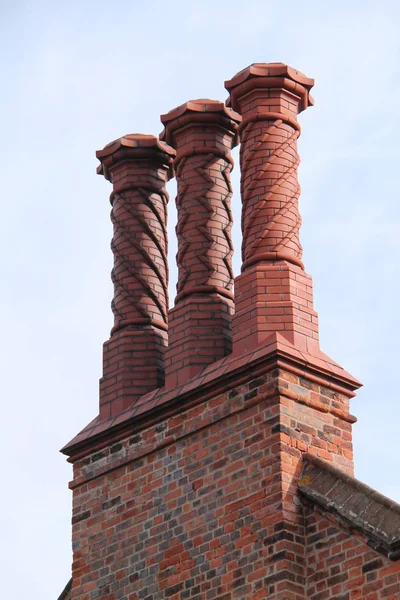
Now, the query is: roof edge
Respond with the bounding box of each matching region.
[299,454,400,560]
[57,578,72,600]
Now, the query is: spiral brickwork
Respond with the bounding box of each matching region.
[225,62,314,270]
[110,182,169,332]
[96,134,175,333]
[174,149,234,300]
[161,100,240,302]
[96,134,175,415]
[161,100,241,385]
[240,116,303,266]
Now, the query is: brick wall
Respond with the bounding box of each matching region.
[69,363,355,600]
[305,509,400,599]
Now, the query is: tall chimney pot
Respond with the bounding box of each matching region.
[160,100,241,386]
[225,64,319,355]
[96,134,175,418]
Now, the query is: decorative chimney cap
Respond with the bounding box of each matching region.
[160,99,241,147]
[96,133,175,178]
[225,62,314,113]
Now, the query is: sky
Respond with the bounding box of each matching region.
[1,1,400,598]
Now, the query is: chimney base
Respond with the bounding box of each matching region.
[165,293,233,388]
[233,261,319,356]
[100,326,167,420]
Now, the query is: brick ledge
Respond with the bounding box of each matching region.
[61,332,361,460]
[299,453,400,560]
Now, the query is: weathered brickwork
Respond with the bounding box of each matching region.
[305,509,400,599]
[69,367,355,600]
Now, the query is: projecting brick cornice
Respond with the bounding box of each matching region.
[61,333,361,460]
[96,133,175,181]
[225,62,314,114]
[299,454,400,560]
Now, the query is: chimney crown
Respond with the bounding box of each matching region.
[96,133,175,179]
[160,99,241,147]
[225,62,314,114]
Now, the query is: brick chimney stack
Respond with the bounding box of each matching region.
[161,100,241,386]
[62,66,395,600]
[225,64,319,355]
[96,134,175,418]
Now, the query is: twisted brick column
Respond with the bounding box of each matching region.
[96,134,175,418]
[240,110,303,269]
[161,100,241,386]
[225,64,320,354]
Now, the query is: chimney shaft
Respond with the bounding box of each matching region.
[161,100,241,386]
[96,134,175,418]
[225,64,319,354]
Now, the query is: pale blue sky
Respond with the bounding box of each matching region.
[1,1,400,598]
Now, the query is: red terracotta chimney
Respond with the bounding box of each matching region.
[96,134,175,419]
[160,100,241,386]
[225,64,318,355]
